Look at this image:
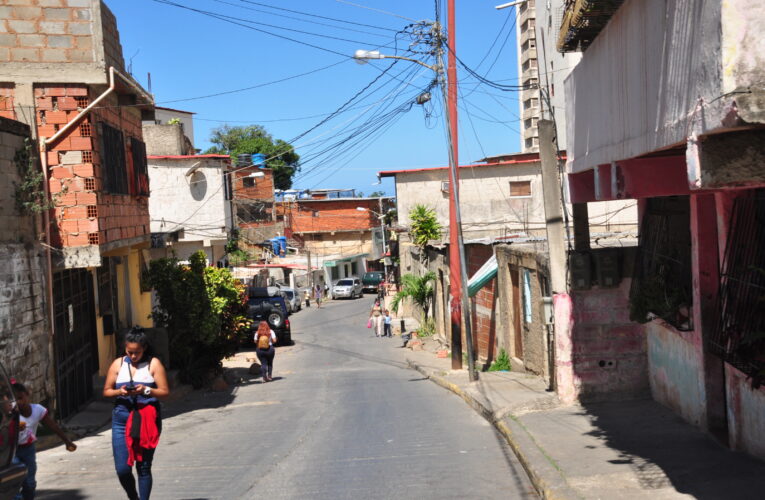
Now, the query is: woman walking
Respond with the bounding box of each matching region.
[103,327,169,500]
[255,321,277,382]
[370,300,384,337]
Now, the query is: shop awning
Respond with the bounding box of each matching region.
[467,254,497,297]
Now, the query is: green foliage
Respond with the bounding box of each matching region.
[390,272,436,323]
[368,190,386,198]
[204,124,300,190]
[13,138,59,216]
[143,251,251,388]
[409,204,442,248]
[629,274,688,325]
[416,317,436,337]
[488,348,511,371]
[228,249,251,266]
[166,118,182,125]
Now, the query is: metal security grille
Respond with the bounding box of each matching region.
[131,137,149,196]
[236,201,272,223]
[99,122,128,194]
[53,269,98,419]
[709,191,765,380]
[629,196,693,330]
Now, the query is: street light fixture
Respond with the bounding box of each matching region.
[353,50,439,72]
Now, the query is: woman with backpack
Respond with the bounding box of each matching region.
[103,327,169,500]
[254,321,277,382]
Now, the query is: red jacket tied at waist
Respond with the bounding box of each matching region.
[125,404,160,466]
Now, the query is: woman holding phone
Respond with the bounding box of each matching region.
[103,327,169,500]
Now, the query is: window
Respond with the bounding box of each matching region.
[130,137,149,196]
[522,269,532,323]
[529,39,536,48]
[351,262,358,276]
[509,180,532,197]
[551,83,555,97]
[98,122,128,194]
[224,173,233,200]
[243,177,255,188]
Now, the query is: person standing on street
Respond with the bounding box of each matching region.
[314,283,322,308]
[11,381,77,500]
[254,321,277,382]
[370,300,383,337]
[304,289,311,308]
[103,327,169,500]
[383,310,392,337]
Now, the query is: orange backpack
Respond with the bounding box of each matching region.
[257,333,271,350]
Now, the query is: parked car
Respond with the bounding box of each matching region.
[0,361,26,500]
[361,271,384,293]
[246,286,292,345]
[331,278,363,299]
[280,287,301,313]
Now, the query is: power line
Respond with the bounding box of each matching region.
[239,0,401,31]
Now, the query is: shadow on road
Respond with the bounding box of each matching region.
[37,489,88,499]
[299,339,410,370]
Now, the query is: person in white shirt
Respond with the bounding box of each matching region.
[12,380,76,500]
[254,321,278,382]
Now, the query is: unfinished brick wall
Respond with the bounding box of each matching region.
[0,85,15,120]
[38,84,148,247]
[284,198,377,234]
[233,167,274,200]
[467,244,498,364]
[0,0,101,64]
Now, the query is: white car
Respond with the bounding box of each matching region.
[332,278,362,299]
[280,287,301,312]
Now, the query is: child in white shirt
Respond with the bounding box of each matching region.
[12,381,76,500]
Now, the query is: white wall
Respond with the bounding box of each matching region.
[154,108,195,146]
[148,157,231,249]
[564,0,765,174]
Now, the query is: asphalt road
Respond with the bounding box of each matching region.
[36,296,537,499]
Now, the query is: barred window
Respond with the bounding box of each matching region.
[98,122,128,194]
[130,137,149,196]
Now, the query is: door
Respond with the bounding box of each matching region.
[53,269,98,419]
[510,266,523,359]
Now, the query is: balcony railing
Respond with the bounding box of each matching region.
[557,0,626,52]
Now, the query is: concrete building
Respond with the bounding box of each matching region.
[147,154,233,264]
[558,0,765,460]
[0,117,53,405]
[142,106,195,157]
[0,0,155,417]
[232,163,284,247]
[516,0,540,152]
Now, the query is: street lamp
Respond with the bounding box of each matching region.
[357,205,389,281]
[354,35,478,381]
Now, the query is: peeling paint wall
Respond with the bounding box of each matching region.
[725,363,765,460]
[646,321,706,426]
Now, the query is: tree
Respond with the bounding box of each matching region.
[409,204,442,248]
[204,125,300,190]
[390,272,436,322]
[368,190,386,198]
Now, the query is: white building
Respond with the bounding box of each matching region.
[147,154,233,264]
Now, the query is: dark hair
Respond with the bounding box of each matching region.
[124,326,152,358]
[11,382,28,395]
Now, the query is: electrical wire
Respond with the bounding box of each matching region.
[239,0,401,31]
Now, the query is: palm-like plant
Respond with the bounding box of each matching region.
[390,272,436,322]
[409,204,442,248]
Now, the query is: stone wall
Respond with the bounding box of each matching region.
[0,117,53,404]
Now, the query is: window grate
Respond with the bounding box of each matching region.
[130,137,149,196]
[709,190,765,381]
[98,122,128,194]
[629,196,693,330]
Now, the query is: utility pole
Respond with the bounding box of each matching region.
[379,197,388,281]
[306,249,313,294]
[538,119,568,293]
[442,0,477,380]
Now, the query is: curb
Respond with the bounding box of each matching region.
[407,358,581,500]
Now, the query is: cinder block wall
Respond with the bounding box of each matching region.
[0,117,53,404]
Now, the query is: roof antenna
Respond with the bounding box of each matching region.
[147,72,152,95]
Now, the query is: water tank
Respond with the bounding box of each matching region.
[236,153,252,167]
[252,153,266,166]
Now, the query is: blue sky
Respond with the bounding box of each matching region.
[106,0,521,195]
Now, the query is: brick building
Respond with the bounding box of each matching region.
[233,164,284,247]
[1,0,154,417]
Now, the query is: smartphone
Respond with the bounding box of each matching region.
[124,384,136,392]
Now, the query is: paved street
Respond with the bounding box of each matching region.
[35,296,537,500]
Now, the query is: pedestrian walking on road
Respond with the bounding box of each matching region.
[314,284,322,308]
[103,327,169,500]
[370,300,383,337]
[383,310,392,337]
[255,321,277,382]
[11,381,77,500]
[304,289,311,308]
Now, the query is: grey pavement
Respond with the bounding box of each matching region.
[406,339,765,500]
[34,295,537,499]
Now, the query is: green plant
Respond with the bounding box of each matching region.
[416,317,436,337]
[167,118,182,125]
[390,272,436,324]
[13,138,59,216]
[143,251,250,388]
[228,249,251,266]
[488,348,512,371]
[408,204,442,248]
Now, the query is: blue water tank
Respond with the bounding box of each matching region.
[252,153,266,166]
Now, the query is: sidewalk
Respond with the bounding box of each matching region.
[405,339,765,500]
